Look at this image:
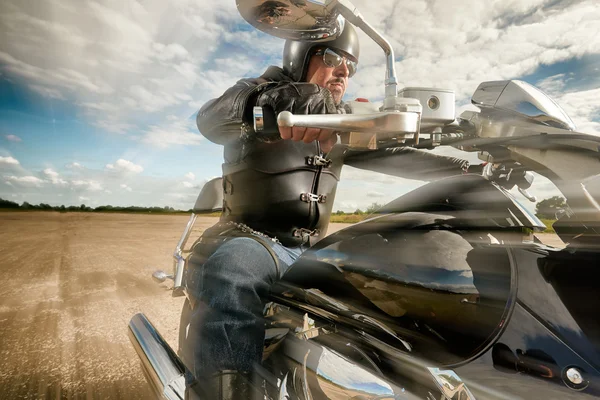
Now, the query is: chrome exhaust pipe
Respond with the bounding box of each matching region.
[128,313,187,400]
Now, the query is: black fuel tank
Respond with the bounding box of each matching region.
[276,175,540,366]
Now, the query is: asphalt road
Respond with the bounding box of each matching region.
[0,212,564,399]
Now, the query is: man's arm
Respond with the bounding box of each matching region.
[344,146,475,181]
[197,80,340,147]
[196,79,270,145]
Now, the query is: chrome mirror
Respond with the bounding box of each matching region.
[237,0,402,110]
[152,270,173,284]
[471,80,576,131]
[236,0,344,41]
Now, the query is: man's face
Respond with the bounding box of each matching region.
[305,48,355,105]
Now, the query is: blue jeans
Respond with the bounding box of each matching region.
[184,235,304,377]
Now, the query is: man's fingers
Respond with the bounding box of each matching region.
[279,126,292,140]
[302,128,321,143]
[291,127,307,141]
[319,134,337,153]
[317,129,335,142]
[279,126,336,145]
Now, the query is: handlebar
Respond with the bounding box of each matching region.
[276,110,420,134]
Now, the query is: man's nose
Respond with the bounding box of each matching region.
[334,61,349,78]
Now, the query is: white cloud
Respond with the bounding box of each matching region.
[536,73,570,95]
[1,0,598,212]
[1,0,598,148]
[43,168,59,179]
[336,201,359,212]
[67,162,83,169]
[345,0,600,103]
[182,181,194,188]
[43,168,68,185]
[152,42,189,62]
[71,180,103,191]
[531,75,600,135]
[142,118,203,148]
[4,175,44,187]
[0,51,113,95]
[78,196,90,202]
[0,160,218,210]
[185,172,195,180]
[0,0,237,141]
[28,84,65,100]
[92,119,134,135]
[105,159,143,174]
[460,270,474,278]
[340,165,412,185]
[0,156,20,165]
[5,135,22,142]
[129,85,182,112]
[557,88,600,135]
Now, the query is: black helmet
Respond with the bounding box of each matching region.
[282,23,360,82]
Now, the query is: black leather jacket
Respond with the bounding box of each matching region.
[197,67,471,246]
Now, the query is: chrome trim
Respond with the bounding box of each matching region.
[236,0,343,41]
[278,373,290,400]
[566,367,584,385]
[128,313,186,400]
[582,182,600,212]
[316,347,396,399]
[562,365,589,390]
[352,314,412,352]
[345,342,384,377]
[263,328,289,361]
[518,187,537,203]
[471,80,575,131]
[282,333,400,399]
[302,350,313,400]
[253,106,264,132]
[172,213,197,295]
[427,367,476,400]
[152,270,174,283]
[277,110,419,134]
[335,0,399,104]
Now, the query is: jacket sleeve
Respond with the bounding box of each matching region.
[197,79,340,146]
[196,78,274,145]
[343,146,472,182]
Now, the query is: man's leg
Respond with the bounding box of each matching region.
[186,237,280,376]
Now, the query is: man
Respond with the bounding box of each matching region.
[184,23,472,398]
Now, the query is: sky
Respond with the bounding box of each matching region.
[0,0,599,212]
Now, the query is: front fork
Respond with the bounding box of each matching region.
[152,213,198,298]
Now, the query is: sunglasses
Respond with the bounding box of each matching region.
[313,48,358,78]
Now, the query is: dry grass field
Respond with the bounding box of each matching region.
[0,212,563,399]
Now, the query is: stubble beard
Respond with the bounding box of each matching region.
[327,78,345,105]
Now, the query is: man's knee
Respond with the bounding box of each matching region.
[204,237,278,285]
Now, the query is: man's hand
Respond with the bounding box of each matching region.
[255,82,340,150]
[278,126,337,152]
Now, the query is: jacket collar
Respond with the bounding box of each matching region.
[260,66,293,82]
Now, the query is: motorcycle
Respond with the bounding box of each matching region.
[128,0,600,398]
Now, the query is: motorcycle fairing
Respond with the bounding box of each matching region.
[267,174,600,398]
